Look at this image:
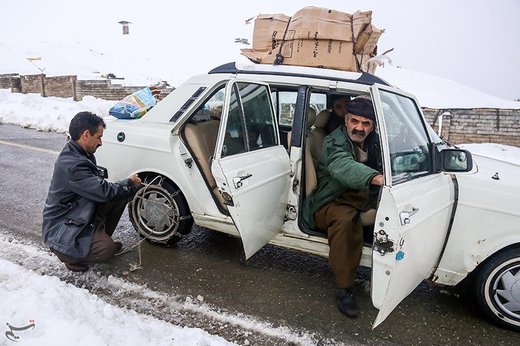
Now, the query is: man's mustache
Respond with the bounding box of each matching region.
[352,129,366,136]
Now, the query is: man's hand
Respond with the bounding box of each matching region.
[129,174,142,187]
[370,174,384,186]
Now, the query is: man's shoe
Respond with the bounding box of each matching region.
[65,262,89,272]
[335,287,359,318]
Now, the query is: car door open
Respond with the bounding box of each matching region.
[211,80,291,259]
[369,85,456,328]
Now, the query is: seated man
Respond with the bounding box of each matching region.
[302,97,383,318]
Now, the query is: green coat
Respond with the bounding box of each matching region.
[302,126,382,229]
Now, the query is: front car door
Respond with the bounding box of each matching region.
[370,85,456,327]
[211,80,291,259]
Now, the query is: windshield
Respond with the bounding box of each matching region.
[379,90,433,185]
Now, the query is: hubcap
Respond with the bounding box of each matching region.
[134,187,180,239]
[492,263,520,320]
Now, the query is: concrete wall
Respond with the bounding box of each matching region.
[423,108,520,146]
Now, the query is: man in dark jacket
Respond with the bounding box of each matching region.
[42,111,141,272]
[302,97,383,318]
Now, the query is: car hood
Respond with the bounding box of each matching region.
[456,153,520,217]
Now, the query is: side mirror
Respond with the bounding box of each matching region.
[439,149,473,172]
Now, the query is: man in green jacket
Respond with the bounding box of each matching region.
[302,97,384,318]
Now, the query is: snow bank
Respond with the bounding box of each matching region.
[0,89,114,133]
[0,259,234,346]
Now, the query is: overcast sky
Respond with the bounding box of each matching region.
[1,0,519,100]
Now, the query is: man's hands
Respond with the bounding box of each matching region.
[370,174,384,186]
[129,174,142,187]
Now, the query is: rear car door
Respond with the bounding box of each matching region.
[370,85,456,327]
[211,80,291,259]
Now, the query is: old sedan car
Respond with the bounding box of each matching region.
[96,62,520,331]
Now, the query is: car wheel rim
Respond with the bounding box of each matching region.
[134,186,180,240]
[488,261,520,321]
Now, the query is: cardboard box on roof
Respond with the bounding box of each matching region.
[354,24,383,54]
[288,6,352,41]
[242,39,359,71]
[244,6,384,73]
[352,10,373,40]
[252,13,290,51]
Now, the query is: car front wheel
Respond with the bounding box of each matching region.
[474,247,520,332]
[128,177,193,246]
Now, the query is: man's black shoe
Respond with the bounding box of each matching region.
[335,287,359,318]
[65,262,89,273]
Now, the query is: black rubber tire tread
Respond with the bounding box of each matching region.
[473,247,520,332]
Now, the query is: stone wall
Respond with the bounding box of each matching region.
[0,73,173,101]
[423,108,520,146]
[45,75,77,98]
[20,74,45,95]
[75,80,145,101]
[0,73,20,91]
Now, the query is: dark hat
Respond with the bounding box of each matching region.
[346,97,376,123]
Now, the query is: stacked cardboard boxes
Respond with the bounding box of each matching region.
[241,6,384,73]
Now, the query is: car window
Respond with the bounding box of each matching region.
[379,90,433,184]
[273,91,327,127]
[190,86,225,122]
[222,83,278,157]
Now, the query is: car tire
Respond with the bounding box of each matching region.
[128,177,193,246]
[474,247,520,332]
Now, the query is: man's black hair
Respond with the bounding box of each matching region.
[68,111,106,140]
[327,94,351,109]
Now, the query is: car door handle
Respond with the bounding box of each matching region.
[232,173,252,189]
[399,207,419,225]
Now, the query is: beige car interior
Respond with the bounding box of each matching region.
[183,98,376,229]
[183,119,227,209]
[300,108,377,228]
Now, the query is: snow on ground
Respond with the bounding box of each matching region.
[0,89,114,133]
[0,233,322,346]
[0,259,233,346]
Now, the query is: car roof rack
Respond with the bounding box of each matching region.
[208,62,390,86]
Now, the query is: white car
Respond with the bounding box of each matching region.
[97,62,520,331]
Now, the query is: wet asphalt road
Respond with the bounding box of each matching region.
[1,123,519,345]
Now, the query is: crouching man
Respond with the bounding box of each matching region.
[42,111,141,272]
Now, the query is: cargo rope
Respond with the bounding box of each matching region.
[114,175,164,271]
[351,15,362,72]
[274,16,292,65]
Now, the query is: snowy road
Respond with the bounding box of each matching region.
[1,124,520,345]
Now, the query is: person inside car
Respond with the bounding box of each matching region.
[42,111,142,272]
[302,97,383,318]
[325,94,350,134]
